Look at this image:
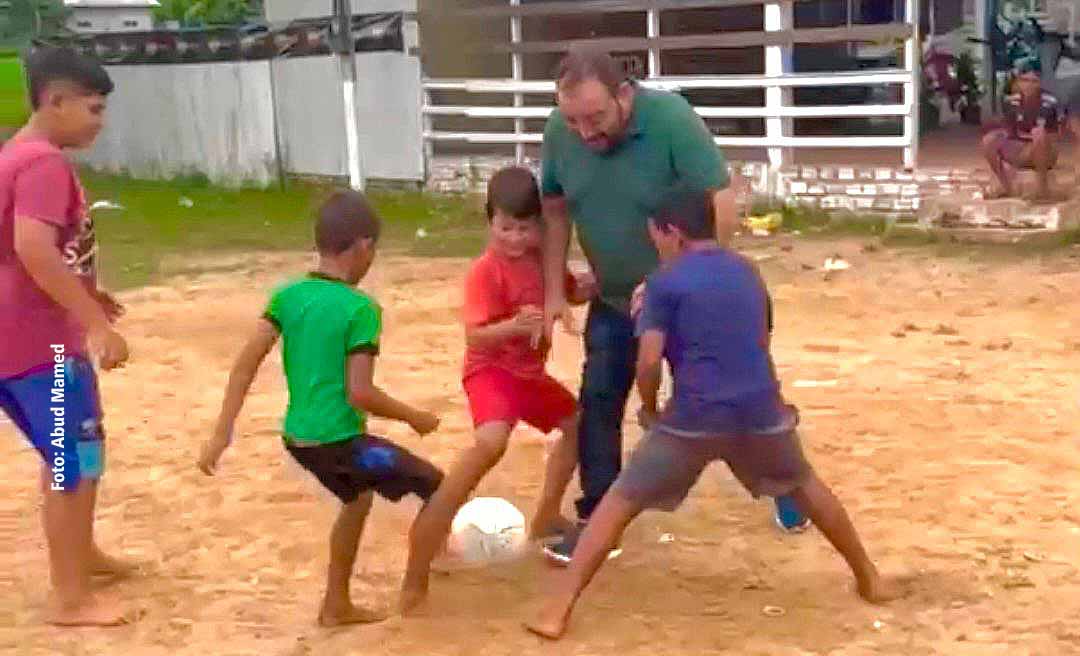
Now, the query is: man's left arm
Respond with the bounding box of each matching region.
[669,97,737,245]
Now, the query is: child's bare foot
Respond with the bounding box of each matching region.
[46,592,129,627]
[398,585,429,616]
[318,603,387,627]
[524,600,572,641]
[857,575,908,605]
[91,547,140,579]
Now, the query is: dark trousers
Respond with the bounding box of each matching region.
[575,302,638,521]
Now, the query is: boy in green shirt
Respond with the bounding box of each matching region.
[199,190,444,626]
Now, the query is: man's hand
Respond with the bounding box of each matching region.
[198,430,231,476]
[568,269,598,305]
[93,289,125,323]
[408,410,440,436]
[89,325,129,371]
[544,294,577,343]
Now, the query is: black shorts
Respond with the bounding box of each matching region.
[285,434,443,504]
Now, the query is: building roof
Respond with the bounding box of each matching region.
[64,1,161,8]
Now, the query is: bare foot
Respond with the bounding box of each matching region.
[857,575,908,605]
[398,586,429,617]
[524,600,572,641]
[318,603,387,627]
[91,547,141,579]
[46,592,129,627]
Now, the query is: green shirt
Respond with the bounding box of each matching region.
[541,85,729,313]
[263,273,381,444]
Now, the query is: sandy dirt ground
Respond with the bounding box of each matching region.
[3,237,1080,656]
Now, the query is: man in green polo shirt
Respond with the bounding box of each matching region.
[540,47,807,563]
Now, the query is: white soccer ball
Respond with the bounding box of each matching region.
[446,497,528,566]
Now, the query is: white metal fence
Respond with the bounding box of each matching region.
[422,0,922,172]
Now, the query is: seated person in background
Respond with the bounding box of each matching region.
[981,65,1063,201]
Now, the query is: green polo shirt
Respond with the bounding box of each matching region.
[541,85,729,313]
[263,273,382,444]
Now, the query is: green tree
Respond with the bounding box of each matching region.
[0,0,70,48]
[154,0,257,27]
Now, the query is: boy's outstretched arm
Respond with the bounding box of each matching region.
[635,329,666,428]
[347,352,440,436]
[199,319,279,475]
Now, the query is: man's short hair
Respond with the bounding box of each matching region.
[652,185,716,241]
[25,47,114,110]
[315,190,381,255]
[555,45,626,96]
[486,166,542,222]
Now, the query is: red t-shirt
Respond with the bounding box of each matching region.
[0,137,95,378]
[462,248,551,381]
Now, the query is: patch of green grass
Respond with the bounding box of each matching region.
[83,172,483,290]
[0,55,28,129]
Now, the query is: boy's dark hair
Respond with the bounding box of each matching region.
[316,190,381,255]
[486,166,542,223]
[652,185,716,241]
[25,47,114,110]
[555,45,626,96]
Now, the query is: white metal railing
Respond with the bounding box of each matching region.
[422,0,921,171]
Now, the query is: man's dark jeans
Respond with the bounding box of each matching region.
[575,301,638,521]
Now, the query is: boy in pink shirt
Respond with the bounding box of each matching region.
[0,47,131,626]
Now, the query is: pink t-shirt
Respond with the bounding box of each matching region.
[0,137,96,378]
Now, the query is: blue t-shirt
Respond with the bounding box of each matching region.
[636,248,794,437]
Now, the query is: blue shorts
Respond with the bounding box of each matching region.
[0,356,105,492]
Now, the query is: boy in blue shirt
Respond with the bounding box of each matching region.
[526,186,902,640]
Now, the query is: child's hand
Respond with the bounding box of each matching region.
[512,305,545,348]
[637,406,658,430]
[89,326,129,371]
[94,289,125,323]
[409,410,440,436]
[512,305,544,334]
[198,431,231,476]
[630,282,647,318]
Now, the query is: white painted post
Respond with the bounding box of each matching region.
[510,0,524,164]
[974,0,992,117]
[422,87,434,181]
[903,0,920,170]
[334,0,364,190]
[764,1,793,172]
[647,7,661,78]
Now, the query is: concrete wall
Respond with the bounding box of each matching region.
[265,0,416,23]
[67,8,155,33]
[271,52,424,182]
[81,52,424,186]
[82,62,279,185]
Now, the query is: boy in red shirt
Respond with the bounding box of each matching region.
[0,47,130,626]
[401,166,592,612]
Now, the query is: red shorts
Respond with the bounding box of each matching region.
[463,367,577,433]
